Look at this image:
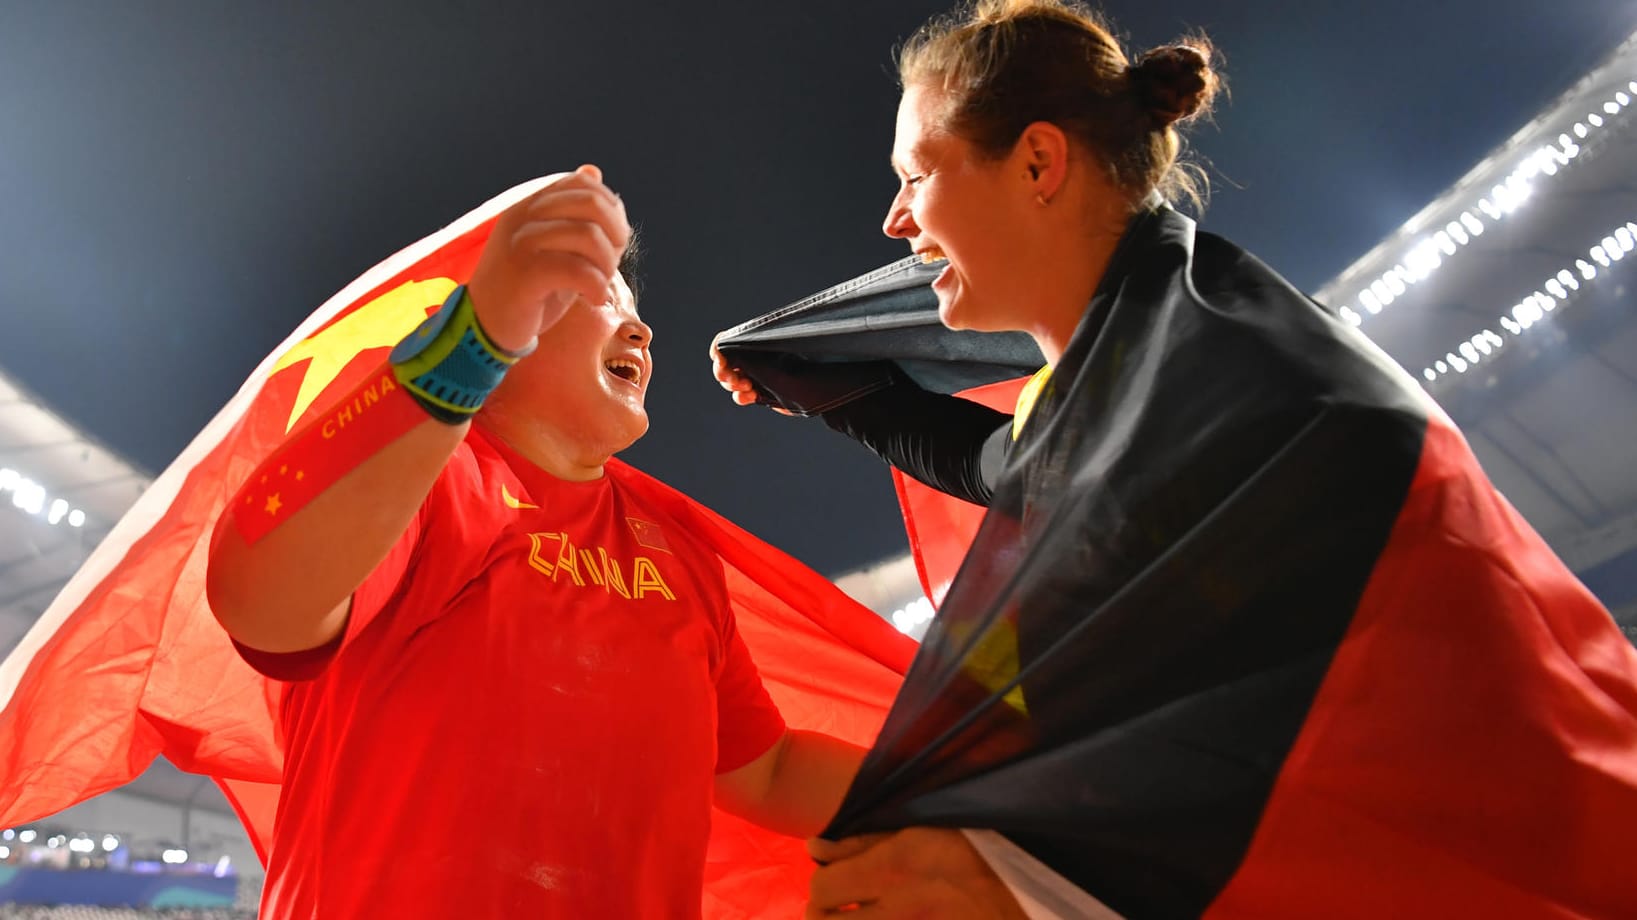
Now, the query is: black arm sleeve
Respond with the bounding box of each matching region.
[819,373,1012,507]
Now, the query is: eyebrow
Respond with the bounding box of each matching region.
[891,138,936,175]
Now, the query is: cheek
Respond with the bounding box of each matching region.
[920,179,987,249]
[915,184,948,232]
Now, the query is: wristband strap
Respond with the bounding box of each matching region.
[389,285,533,424]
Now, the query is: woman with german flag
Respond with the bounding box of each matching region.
[715,1,1637,916]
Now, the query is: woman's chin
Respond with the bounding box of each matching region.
[937,291,997,333]
[936,291,971,331]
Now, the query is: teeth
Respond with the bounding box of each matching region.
[920,248,948,264]
[605,359,641,382]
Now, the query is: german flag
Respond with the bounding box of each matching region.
[718,206,1637,917]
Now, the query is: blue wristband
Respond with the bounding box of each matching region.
[390,285,532,424]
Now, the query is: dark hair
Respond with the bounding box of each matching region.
[900,0,1221,210]
[618,225,644,304]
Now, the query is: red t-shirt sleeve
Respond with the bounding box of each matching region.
[713,609,788,774]
[233,439,492,680]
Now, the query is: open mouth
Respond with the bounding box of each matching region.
[604,358,642,385]
[919,245,948,264]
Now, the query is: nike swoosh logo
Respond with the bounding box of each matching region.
[502,483,538,510]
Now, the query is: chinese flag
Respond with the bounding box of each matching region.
[0,175,913,918]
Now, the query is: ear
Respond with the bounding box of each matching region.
[1012,121,1071,203]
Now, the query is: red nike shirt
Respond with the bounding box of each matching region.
[240,427,788,918]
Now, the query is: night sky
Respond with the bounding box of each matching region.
[4,1,1635,576]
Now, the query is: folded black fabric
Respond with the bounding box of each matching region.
[715,256,1042,415]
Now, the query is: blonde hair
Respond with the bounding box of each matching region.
[900,0,1222,211]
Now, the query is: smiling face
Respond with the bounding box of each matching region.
[483,273,654,459]
[884,83,1039,334]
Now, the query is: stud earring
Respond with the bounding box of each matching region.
[1036,193,1049,206]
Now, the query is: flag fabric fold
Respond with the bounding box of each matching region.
[715,255,1042,417]
[719,206,1637,918]
[0,175,913,918]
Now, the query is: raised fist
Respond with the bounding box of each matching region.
[468,165,632,353]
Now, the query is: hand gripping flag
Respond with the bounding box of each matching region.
[717,206,1637,918]
[0,175,915,919]
[715,256,1041,608]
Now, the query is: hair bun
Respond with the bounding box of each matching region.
[1130,43,1217,127]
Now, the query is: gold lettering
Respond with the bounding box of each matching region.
[317,376,400,440]
[553,533,584,586]
[631,556,676,601]
[525,532,556,577]
[525,534,674,601]
[580,549,605,588]
[599,547,631,599]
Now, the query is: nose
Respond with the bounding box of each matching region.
[622,318,653,348]
[883,187,917,240]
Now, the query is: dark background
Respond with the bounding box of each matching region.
[4,0,1635,575]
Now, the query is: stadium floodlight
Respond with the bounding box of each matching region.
[13,480,46,516]
[1422,217,1635,384]
[67,836,96,854]
[161,847,189,865]
[890,597,936,634]
[1343,78,1631,328]
[101,834,120,852]
[0,466,88,528]
[17,829,36,843]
